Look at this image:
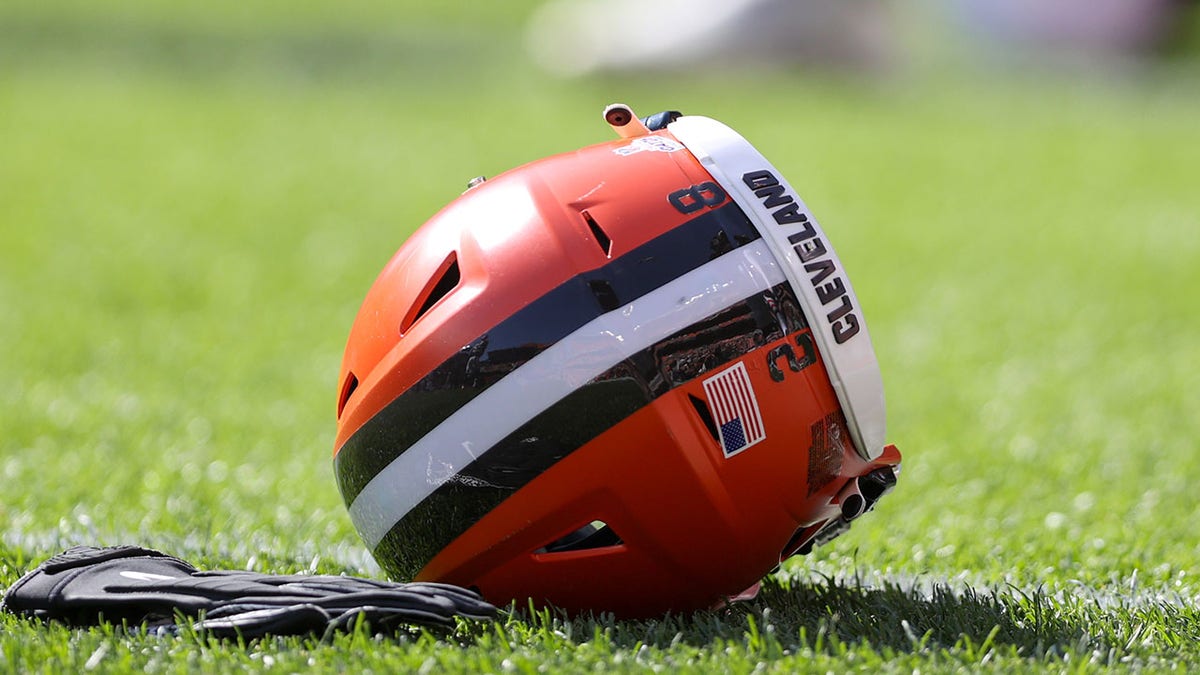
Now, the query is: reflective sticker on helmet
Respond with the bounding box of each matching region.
[701,362,765,458]
[612,135,684,156]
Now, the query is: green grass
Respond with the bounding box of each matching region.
[3,2,1200,671]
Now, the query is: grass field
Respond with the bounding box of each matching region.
[3,3,1200,672]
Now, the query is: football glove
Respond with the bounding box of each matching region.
[2,545,498,638]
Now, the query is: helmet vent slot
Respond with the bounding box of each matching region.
[401,253,461,334]
[582,211,612,258]
[587,279,620,312]
[536,520,622,554]
[337,372,359,419]
[688,394,720,444]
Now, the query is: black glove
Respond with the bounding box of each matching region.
[2,545,498,638]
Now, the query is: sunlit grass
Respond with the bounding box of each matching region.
[2,4,1199,671]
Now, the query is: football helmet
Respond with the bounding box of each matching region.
[333,104,901,617]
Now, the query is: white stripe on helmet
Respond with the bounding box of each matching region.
[350,240,786,549]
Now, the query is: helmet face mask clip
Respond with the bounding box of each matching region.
[333,103,901,617]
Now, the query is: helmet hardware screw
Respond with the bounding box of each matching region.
[604,104,633,127]
[466,175,487,190]
[604,103,651,139]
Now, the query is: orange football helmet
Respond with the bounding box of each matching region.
[333,105,900,617]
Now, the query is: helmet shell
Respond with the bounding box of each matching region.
[333,111,899,616]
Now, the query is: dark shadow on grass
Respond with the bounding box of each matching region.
[745,575,1077,656]
[505,574,1108,661]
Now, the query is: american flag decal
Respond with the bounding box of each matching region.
[702,362,766,457]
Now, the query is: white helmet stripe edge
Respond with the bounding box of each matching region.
[349,241,787,549]
[669,116,886,460]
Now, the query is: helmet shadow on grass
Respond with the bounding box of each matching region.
[504,574,1137,662]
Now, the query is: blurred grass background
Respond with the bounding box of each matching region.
[2,0,1200,670]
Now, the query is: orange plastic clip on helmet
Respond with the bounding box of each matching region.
[332,104,901,618]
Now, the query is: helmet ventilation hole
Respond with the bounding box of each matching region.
[582,211,612,258]
[688,394,720,443]
[587,279,620,312]
[337,372,358,419]
[536,520,622,554]
[401,253,461,334]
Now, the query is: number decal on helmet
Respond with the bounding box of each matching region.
[667,182,727,214]
[766,333,817,382]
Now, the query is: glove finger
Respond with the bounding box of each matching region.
[199,574,500,619]
[194,603,332,639]
[327,605,458,632]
